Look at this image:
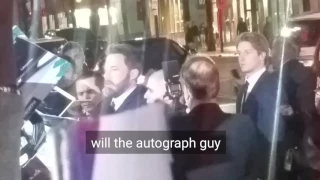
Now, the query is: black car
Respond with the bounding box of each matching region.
[45,28,107,69]
[45,28,188,73]
[122,38,188,74]
[32,37,67,55]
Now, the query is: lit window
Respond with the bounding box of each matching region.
[74,9,91,28]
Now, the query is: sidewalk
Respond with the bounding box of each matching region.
[198,45,238,57]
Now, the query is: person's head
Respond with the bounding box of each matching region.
[239,17,244,22]
[61,41,86,76]
[236,32,269,77]
[180,55,220,109]
[144,70,171,104]
[98,43,142,98]
[75,71,104,114]
[271,36,300,69]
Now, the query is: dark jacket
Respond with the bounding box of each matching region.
[281,60,320,150]
[236,71,286,142]
[236,71,286,179]
[100,85,147,115]
[237,22,248,34]
[171,103,257,180]
[282,60,317,124]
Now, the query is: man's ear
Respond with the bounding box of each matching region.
[182,85,191,100]
[130,69,140,81]
[259,52,267,63]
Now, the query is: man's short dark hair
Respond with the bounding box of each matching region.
[77,70,104,89]
[96,43,142,74]
[181,55,220,100]
[236,32,270,56]
[61,41,84,55]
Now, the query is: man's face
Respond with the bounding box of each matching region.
[237,41,265,75]
[103,54,131,97]
[64,49,85,76]
[76,77,102,113]
[144,75,167,104]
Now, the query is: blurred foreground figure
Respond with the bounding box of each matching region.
[236,32,286,179]
[272,37,320,180]
[178,55,257,180]
[0,0,23,179]
[66,103,173,180]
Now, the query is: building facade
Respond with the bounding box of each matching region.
[15,0,320,43]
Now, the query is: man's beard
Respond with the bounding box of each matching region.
[104,75,131,98]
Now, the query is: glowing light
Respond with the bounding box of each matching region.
[137,75,146,85]
[76,0,81,3]
[280,27,291,37]
[74,8,91,28]
[280,26,302,37]
[109,7,118,25]
[134,37,143,41]
[98,7,118,25]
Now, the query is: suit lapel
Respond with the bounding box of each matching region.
[243,71,269,113]
[116,86,146,113]
[236,84,247,113]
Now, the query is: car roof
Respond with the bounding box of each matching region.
[289,12,320,22]
[122,38,188,73]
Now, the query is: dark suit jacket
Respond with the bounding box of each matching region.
[171,103,257,180]
[100,85,147,115]
[236,71,285,142]
[236,71,287,179]
[281,60,320,152]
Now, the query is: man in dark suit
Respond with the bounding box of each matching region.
[236,32,286,180]
[98,44,147,115]
[176,55,257,180]
[271,37,320,180]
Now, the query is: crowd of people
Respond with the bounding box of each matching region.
[5,16,315,178]
[25,29,320,180]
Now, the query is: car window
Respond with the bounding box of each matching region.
[56,29,95,42]
[290,20,320,47]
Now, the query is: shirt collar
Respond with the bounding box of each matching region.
[245,67,266,92]
[112,85,137,111]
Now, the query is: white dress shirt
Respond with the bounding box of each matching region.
[112,85,137,111]
[245,67,266,94]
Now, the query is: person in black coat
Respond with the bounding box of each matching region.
[236,32,287,180]
[271,37,320,180]
[176,55,257,180]
[97,44,147,115]
[237,17,248,35]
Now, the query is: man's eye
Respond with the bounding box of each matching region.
[87,89,95,94]
[245,50,251,54]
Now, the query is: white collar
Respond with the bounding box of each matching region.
[112,85,137,111]
[245,67,266,93]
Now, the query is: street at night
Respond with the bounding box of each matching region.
[0,0,319,180]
